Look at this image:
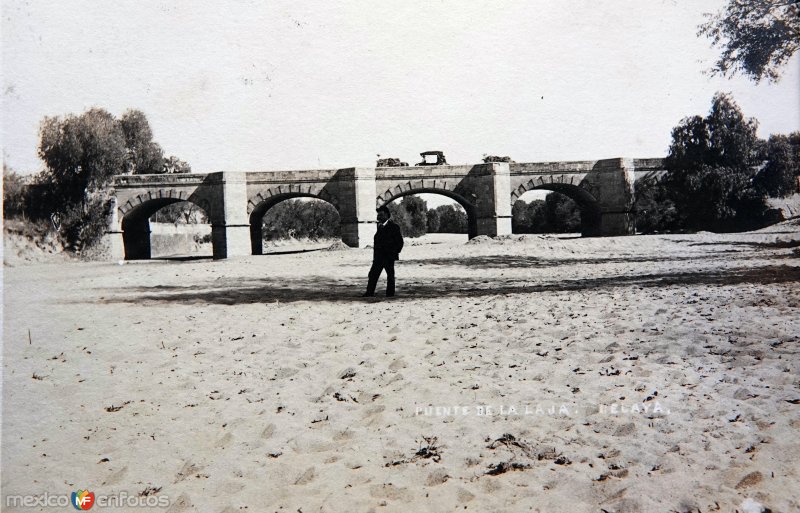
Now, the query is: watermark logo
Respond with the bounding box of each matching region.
[71,490,95,510]
[5,490,169,509]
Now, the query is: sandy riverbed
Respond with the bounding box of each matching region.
[2,227,799,512]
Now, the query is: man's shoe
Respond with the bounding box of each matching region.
[361,293,375,297]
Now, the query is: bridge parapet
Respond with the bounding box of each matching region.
[112,173,215,187]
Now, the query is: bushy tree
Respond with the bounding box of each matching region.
[387,195,428,237]
[33,107,188,250]
[426,208,441,233]
[755,133,800,197]
[434,204,468,233]
[512,199,548,233]
[162,156,192,174]
[39,108,127,206]
[119,109,164,174]
[3,165,29,218]
[699,0,800,83]
[663,92,767,232]
[544,193,581,232]
[262,199,340,240]
[512,194,581,233]
[634,177,678,234]
[512,200,529,233]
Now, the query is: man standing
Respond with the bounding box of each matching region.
[363,206,404,297]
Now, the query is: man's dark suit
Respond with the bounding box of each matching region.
[365,220,404,296]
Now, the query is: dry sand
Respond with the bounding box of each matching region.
[2,227,800,512]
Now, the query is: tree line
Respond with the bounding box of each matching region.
[256,197,471,241]
[258,192,585,240]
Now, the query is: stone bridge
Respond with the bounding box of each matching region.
[106,157,665,260]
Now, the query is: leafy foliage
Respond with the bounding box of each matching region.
[426,209,441,233]
[162,155,192,174]
[633,177,678,234]
[699,0,800,83]
[150,201,208,224]
[28,107,189,250]
[387,196,428,237]
[261,199,340,240]
[643,92,771,233]
[119,109,164,174]
[58,192,114,252]
[512,193,581,233]
[545,193,581,232]
[3,165,29,218]
[754,133,800,197]
[39,108,127,206]
[432,204,468,233]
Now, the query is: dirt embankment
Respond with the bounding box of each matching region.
[3,218,69,266]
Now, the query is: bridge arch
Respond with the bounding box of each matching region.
[248,185,341,255]
[376,187,478,239]
[118,191,212,260]
[510,180,602,236]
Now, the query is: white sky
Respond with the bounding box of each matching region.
[2,0,799,175]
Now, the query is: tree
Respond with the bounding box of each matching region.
[512,199,549,233]
[435,204,468,233]
[261,199,340,240]
[754,133,800,197]
[3,165,29,218]
[387,195,428,237]
[151,201,208,224]
[663,93,767,231]
[544,193,581,233]
[512,200,530,233]
[119,110,164,174]
[634,177,678,233]
[426,208,441,233]
[39,108,127,206]
[162,156,192,174]
[699,0,800,83]
[36,107,190,250]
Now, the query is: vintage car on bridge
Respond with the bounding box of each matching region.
[376,157,408,167]
[415,151,447,166]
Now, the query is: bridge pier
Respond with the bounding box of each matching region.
[105,197,126,260]
[592,158,637,237]
[338,167,377,248]
[211,172,251,259]
[474,163,512,238]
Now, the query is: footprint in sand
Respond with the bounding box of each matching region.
[425,468,450,486]
[389,358,407,371]
[293,466,316,485]
[261,423,276,439]
[369,483,412,502]
[174,461,204,483]
[101,466,128,486]
[165,493,193,513]
[215,432,233,448]
[456,487,475,503]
